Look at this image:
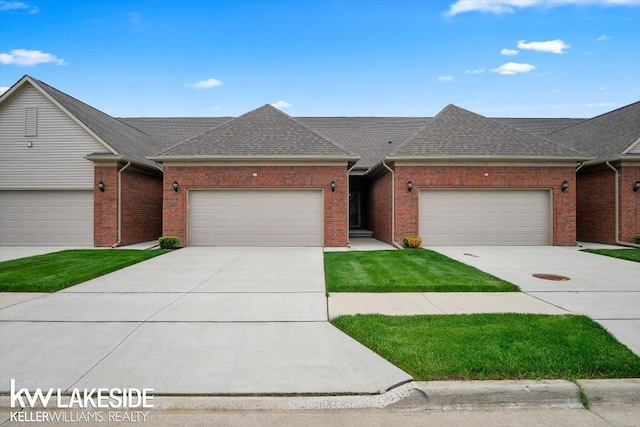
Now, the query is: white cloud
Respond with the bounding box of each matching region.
[444,0,640,17]
[0,86,9,94]
[517,39,570,54]
[500,48,519,56]
[186,78,222,89]
[597,86,605,90]
[586,102,616,107]
[0,1,38,13]
[597,35,611,41]
[438,75,454,82]
[584,51,594,55]
[491,62,536,75]
[271,100,291,109]
[466,68,485,74]
[0,49,66,66]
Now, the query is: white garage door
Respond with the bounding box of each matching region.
[419,190,551,245]
[189,190,323,247]
[0,191,93,246]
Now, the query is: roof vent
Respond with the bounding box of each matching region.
[388,141,392,144]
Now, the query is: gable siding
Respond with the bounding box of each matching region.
[628,141,640,154]
[0,84,106,189]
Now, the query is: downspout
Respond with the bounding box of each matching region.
[605,162,640,248]
[112,161,132,248]
[382,161,404,249]
[346,163,357,248]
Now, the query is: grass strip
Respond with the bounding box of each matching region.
[324,249,518,292]
[331,314,640,380]
[582,248,640,263]
[0,249,171,292]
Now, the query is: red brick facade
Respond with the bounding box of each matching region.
[576,167,616,244]
[619,165,640,243]
[576,164,640,244]
[120,168,163,245]
[369,164,577,246]
[162,165,349,247]
[93,164,163,247]
[367,171,393,244]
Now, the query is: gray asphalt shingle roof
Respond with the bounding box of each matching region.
[156,104,357,158]
[492,118,585,136]
[391,104,588,159]
[118,117,233,149]
[547,101,640,160]
[32,78,162,168]
[297,117,430,168]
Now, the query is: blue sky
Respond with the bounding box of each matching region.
[1,0,639,118]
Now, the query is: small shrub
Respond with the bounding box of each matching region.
[403,235,422,248]
[159,236,180,249]
[634,235,640,244]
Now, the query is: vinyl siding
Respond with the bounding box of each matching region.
[0,84,107,189]
[628,141,640,154]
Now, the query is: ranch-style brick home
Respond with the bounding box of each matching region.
[1,75,638,248]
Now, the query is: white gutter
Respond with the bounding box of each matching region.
[346,163,358,248]
[382,161,404,250]
[605,162,640,248]
[112,161,132,248]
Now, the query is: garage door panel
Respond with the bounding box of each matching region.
[419,190,550,246]
[189,190,323,247]
[0,191,93,246]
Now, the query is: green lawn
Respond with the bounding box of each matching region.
[331,314,640,381]
[582,248,640,263]
[324,249,518,292]
[0,249,171,292]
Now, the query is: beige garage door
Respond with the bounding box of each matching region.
[0,191,93,246]
[419,190,551,245]
[189,190,323,246]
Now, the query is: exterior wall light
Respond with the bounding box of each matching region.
[330,181,336,192]
[173,181,179,192]
[407,181,413,192]
[634,181,640,192]
[561,181,569,192]
[97,181,105,192]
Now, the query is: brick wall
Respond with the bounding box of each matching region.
[120,168,163,245]
[576,167,615,244]
[93,166,118,247]
[619,165,640,243]
[367,171,393,244]
[162,165,348,247]
[93,165,163,247]
[394,165,577,246]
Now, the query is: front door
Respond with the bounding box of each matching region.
[349,190,361,228]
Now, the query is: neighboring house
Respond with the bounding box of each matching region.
[547,102,640,245]
[0,75,163,247]
[8,74,634,249]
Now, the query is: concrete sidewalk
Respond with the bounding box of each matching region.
[329,292,569,319]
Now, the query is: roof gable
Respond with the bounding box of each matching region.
[156,104,357,159]
[390,104,587,159]
[0,76,162,168]
[548,101,640,160]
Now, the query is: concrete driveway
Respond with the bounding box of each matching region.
[429,246,640,355]
[0,247,410,394]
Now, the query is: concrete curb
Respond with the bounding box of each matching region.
[2,380,637,411]
[577,379,640,406]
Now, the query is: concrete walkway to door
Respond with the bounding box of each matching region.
[0,247,410,395]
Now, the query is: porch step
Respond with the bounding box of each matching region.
[349,228,374,238]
